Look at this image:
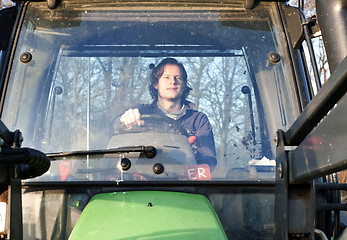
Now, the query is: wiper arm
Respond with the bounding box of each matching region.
[46,145,156,160]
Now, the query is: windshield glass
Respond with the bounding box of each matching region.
[1,0,299,182]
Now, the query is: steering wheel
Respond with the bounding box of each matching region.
[117,114,189,137]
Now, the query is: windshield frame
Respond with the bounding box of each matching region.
[1,0,300,183]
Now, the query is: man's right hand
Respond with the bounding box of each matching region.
[120,108,144,127]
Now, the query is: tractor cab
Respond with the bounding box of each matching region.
[0,0,347,239]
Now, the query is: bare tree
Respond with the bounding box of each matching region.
[186,57,213,109]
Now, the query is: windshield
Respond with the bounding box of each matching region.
[1,0,299,182]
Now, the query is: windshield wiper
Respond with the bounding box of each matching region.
[46,145,156,160]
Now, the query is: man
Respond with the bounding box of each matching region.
[113,58,217,169]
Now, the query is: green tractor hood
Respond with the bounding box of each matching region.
[69,191,227,239]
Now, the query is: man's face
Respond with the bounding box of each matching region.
[154,64,184,103]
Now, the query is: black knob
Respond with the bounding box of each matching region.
[144,146,156,158]
[241,86,251,95]
[268,52,281,64]
[152,163,164,174]
[54,86,63,95]
[20,52,32,64]
[121,158,131,171]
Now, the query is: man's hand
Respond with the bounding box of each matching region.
[120,108,144,127]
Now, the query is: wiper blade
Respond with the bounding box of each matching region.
[46,145,156,160]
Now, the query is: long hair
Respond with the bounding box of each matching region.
[149,58,192,101]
